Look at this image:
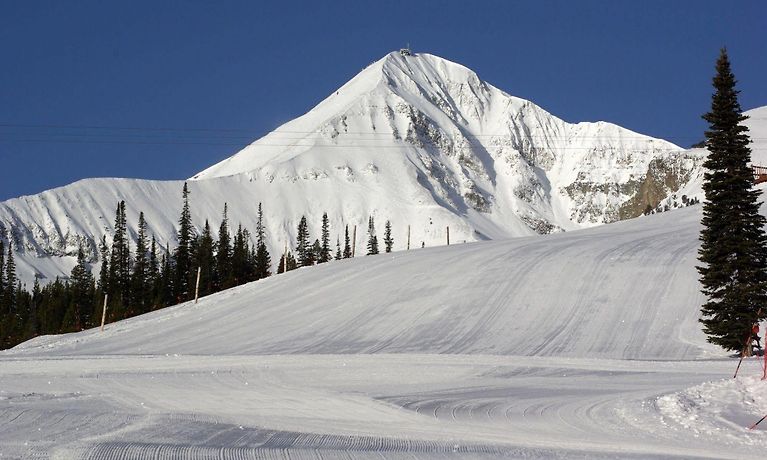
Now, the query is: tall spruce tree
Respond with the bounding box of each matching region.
[335,237,342,260]
[0,240,5,308]
[366,216,379,255]
[174,182,194,300]
[97,235,109,293]
[108,201,131,316]
[194,220,216,298]
[319,212,331,263]
[4,242,16,312]
[254,203,271,279]
[68,245,94,329]
[216,203,232,289]
[697,49,767,353]
[296,216,311,266]
[384,220,394,253]
[131,212,150,313]
[343,225,352,259]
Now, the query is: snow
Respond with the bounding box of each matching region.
[3,204,767,458]
[0,52,704,286]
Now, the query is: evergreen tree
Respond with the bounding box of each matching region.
[366,216,379,255]
[108,201,131,315]
[194,220,216,298]
[384,220,394,253]
[697,49,767,353]
[68,245,94,329]
[0,240,5,307]
[319,212,331,263]
[159,244,174,307]
[254,203,271,280]
[5,241,16,312]
[277,251,298,273]
[148,235,159,296]
[296,216,311,266]
[310,239,320,265]
[174,182,194,301]
[343,225,352,259]
[231,224,249,284]
[131,212,150,313]
[335,237,342,260]
[97,235,109,293]
[216,203,232,289]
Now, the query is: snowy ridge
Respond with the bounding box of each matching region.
[1,53,761,286]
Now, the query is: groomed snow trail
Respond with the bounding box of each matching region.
[2,206,767,458]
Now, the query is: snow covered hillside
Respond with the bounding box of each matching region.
[3,205,767,459]
[0,52,759,287]
[9,205,711,359]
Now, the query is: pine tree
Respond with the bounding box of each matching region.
[0,240,5,308]
[148,235,159,298]
[335,237,342,260]
[69,245,94,329]
[343,225,352,259]
[296,216,311,266]
[254,203,271,279]
[366,216,379,255]
[319,212,331,263]
[131,212,150,313]
[277,251,297,273]
[216,203,232,289]
[194,220,216,298]
[697,49,767,353]
[310,239,320,265]
[4,242,16,312]
[231,224,249,284]
[97,235,109,293]
[109,201,131,316]
[174,182,194,301]
[158,244,174,307]
[384,220,393,253]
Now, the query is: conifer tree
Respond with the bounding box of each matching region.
[296,216,311,266]
[148,235,159,295]
[0,240,5,307]
[697,49,767,353]
[131,212,150,313]
[319,212,331,263]
[310,239,321,265]
[4,242,16,312]
[97,235,109,293]
[384,220,394,253]
[194,220,216,298]
[109,201,131,316]
[366,216,379,255]
[68,245,94,329]
[277,251,298,273]
[231,224,249,284]
[216,203,232,289]
[335,237,342,260]
[254,203,271,279]
[174,183,194,300]
[343,225,352,259]
[159,244,174,307]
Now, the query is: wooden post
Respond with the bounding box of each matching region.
[446,226,450,246]
[100,294,108,332]
[407,225,410,250]
[352,225,357,257]
[194,266,201,304]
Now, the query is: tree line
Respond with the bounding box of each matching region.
[0,183,395,350]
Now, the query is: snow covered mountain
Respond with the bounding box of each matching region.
[0,51,749,285]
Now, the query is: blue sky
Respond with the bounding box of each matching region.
[1,1,765,200]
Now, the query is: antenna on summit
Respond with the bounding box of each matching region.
[400,44,413,57]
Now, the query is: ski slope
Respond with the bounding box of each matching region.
[3,205,767,458]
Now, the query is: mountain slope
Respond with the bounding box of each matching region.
[10,204,713,360]
[0,52,742,285]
